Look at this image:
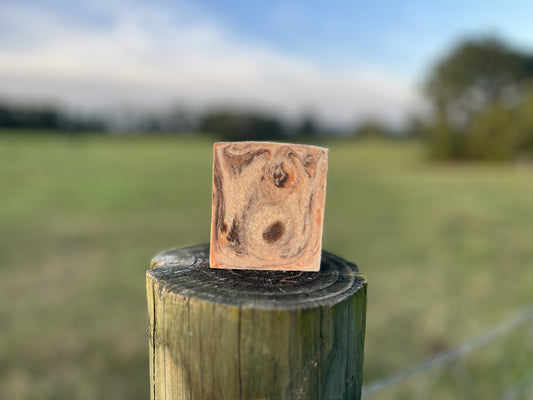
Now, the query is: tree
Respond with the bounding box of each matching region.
[353,119,388,139]
[296,115,318,137]
[423,36,533,160]
[199,110,286,141]
[425,37,533,129]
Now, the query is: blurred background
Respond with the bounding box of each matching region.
[1,0,533,398]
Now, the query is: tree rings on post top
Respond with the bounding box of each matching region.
[147,244,367,399]
[210,141,329,272]
[148,244,365,310]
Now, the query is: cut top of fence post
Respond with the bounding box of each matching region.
[210,141,328,271]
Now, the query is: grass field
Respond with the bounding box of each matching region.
[1,132,532,399]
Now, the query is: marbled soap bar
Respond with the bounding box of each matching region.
[210,141,328,271]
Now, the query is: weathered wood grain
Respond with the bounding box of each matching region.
[210,141,328,271]
[147,244,367,400]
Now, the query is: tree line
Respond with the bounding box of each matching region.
[0,104,104,132]
[0,102,405,140]
[3,35,533,161]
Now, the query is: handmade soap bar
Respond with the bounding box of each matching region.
[210,141,328,271]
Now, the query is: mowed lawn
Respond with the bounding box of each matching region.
[1,132,532,399]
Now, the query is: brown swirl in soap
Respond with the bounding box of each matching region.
[210,141,328,271]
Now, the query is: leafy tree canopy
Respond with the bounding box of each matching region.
[424,37,533,127]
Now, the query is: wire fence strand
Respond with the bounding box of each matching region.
[362,303,533,397]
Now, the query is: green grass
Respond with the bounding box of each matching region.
[1,132,532,399]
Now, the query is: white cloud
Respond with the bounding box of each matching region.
[0,1,421,127]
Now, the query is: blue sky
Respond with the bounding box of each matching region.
[1,0,533,127]
[203,1,533,73]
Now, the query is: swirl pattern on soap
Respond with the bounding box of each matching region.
[210,141,328,271]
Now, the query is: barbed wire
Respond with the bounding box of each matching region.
[362,303,533,397]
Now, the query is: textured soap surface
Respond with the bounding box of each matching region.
[210,141,328,271]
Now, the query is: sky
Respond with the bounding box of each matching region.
[1,0,533,128]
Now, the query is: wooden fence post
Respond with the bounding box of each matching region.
[146,243,367,400]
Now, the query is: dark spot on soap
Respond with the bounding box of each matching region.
[213,168,226,238]
[271,163,289,188]
[227,220,240,245]
[263,221,285,243]
[221,222,228,233]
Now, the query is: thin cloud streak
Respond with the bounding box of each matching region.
[0,1,421,127]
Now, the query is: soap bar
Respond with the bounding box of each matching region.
[210,141,328,271]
